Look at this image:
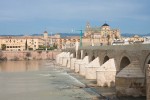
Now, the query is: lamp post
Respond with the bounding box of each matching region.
[72,29,83,48]
[78,30,83,47]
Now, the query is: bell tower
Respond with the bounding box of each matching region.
[43,31,48,39]
[84,22,91,37]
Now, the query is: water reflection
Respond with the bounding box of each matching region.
[0,60,42,72]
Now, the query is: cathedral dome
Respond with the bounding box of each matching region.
[44,31,48,33]
[102,23,109,26]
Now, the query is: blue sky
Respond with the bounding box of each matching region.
[0,0,150,35]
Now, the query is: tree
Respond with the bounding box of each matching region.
[53,43,57,49]
[1,44,6,50]
[107,34,110,45]
[25,39,28,50]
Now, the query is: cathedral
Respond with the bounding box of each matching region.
[83,22,121,45]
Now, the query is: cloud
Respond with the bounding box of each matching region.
[0,0,150,34]
[0,0,149,22]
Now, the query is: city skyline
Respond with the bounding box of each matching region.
[0,0,150,35]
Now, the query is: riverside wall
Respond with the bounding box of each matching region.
[0,50,61,61]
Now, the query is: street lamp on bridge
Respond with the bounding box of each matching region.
[72,28,83,48]
[77,30,83,48]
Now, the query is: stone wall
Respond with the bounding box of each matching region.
[61,44,150,98]
[116,61,145,97]
[0,50,61,61]
[147,65,150,100]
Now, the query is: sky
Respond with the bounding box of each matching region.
[0,0,150,35]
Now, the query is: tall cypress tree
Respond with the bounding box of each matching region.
[25,39,28,50]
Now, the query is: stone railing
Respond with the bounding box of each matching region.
[147,65,150,100]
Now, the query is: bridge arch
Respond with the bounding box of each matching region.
[143,53,150,74]
[89,55,95,62]
[119,56,131,71]
[73,52,76,58]
[103,56,109,64]
[85,52,88,56]
[77,50,81,59]
[82,52,88,59]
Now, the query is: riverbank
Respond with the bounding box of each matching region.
[0,50,61,61]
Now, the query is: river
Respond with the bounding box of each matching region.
[0,60,99,100]
[0,60,146,100]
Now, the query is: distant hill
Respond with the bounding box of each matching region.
[121,33,150,37]
[0,33,80,37]
[144,33,150,36]
[59,33,80,37]
[121,33,137,37]
[0,34,24,36]
[31,34,42,36]
[1,33,149,37]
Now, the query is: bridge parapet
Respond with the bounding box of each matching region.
[80,44,150,51]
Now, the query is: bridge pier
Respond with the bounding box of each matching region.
[79,63,88,76]
[60,52,66,65]
[96,58,116,87]
[74,56,89,73]
[147,65,150,100]
[70,58,76,70]
[85,57,100,79]
[74,59,83,72]
[61,52,70,67]
[116,61,145,97]
[66,54,73,68]
[85,67,100,80]
[56,52,65,65]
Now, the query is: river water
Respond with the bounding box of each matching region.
[0,60,99,100]
[0,60,146,100]
[0,60,42,72]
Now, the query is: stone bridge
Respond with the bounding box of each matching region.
[56,44,150,99]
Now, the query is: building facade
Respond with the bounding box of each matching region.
[0,36,45,51]
[83,22,121,46]
[0,31,80,51]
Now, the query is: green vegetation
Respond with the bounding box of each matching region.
[1,44,6,50]
[37,44,57,50]
[28,48,33,51]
